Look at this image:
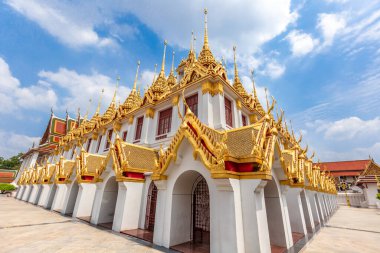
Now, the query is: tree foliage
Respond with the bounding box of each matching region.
[0,153,23,170]
[0,183,16,193]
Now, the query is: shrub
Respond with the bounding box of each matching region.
[377,193,380,200]
[0,183,16,193]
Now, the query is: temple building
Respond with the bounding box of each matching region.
[14,10,337,253]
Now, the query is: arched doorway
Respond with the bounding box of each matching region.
[145,182,158,231]
[46,184,57,209]
[64,181,79,216]
[98,177,118,229]
[170,171,210,253]
[264,179,287,252]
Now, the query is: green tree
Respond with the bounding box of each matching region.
[0,153,23,170]
[0,183,16,193]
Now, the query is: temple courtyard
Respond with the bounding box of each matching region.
[0,196,379,253]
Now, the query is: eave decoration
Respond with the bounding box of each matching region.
[76,148,106,183]
[54,156,75,184]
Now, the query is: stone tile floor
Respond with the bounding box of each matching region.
[1,197,380,253]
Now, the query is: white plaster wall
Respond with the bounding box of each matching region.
[51,184,69,212]
[21,185,31,201]
[285,187,307,235]
[97,177,118,224]
[37,184,52,206]
[16,186,24,199]
[62,182,79,215]
[73,183,96,218]
[365,184,379,208]
[307,191,320,226]
[300,190,315,233]
[28,185,39,203]
[45,184,57,209]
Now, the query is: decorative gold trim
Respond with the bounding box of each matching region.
[172,95,180,106]
[202,81,223,96]
[146,108,155,119]
[236,99,242,110]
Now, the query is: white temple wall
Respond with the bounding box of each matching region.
[73,183,96,218]
[16,185,24,199]
[61,181,79,215]
[285,187,307,235]
[300,189,315,233]
[37,184,52,206]
[153,139,237,253]
[45,184,57,209]
[212,94,227,130]
[364,183,378,208]
[28,185,38,203]
[113,181,144,232]
[199,91,213,128]
[51,184,69,212]
[315,194,325,224]
[138,175,153,229]
[21,185,31,201]
[97,177,118,224]
[307,191,321,227]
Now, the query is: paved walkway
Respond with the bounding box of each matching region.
[1,197,380,252]
[303,206,380,253]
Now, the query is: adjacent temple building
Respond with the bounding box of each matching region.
[14,10,337,253]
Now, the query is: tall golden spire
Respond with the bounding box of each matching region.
[133,61,141,91]
[203,8,209,49]
[95,89,104,115]
[191,30,194,52]
[112,76,120,104]
[170,51,175,75]
[160,40,167,76]
[168,51,177,86]
[251,69,258,100]
[233,46,240,83]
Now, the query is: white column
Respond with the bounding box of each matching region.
[38,184,52,206]
[112,182,144,232]
[28,185,41,204]
[285,187,307,236]
[153,180,169,247]
[90,182,106,225]
[307,190,321,228]
[21,185,32,201]
[300,190,315,233]
[73,183,96,218]
[279,186,294,249]
[231,179,270,253]
[16,186,24,199]
[51,184,69,212]
[212,94,227,130]
[315,193,326,224]
[200,92,212,126]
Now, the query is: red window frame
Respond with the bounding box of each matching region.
[96,135,103,153]
[134,116,144,142]
[156,107,173,140]
[225,97,233,127]
[242,115,247,126]
[104,129,113,150]
[86,139,92,152]
[184,93,198,116]
[122,131,128,142]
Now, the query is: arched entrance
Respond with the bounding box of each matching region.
[145,182,158,231]
[63,181,79,216]
[97,176,118,229]
[264,179,287,252]
[170,171,210,253]
[46,184,57,209]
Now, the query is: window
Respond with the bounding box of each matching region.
[242,115,247,126]
[122,131,128,142]
[224,97,233,127]
[134,116,144,142]
[185,93,198,116]
[157,107,173,140]
[86,139,92,152]
[96,135,103,153]
[104,129,113,150]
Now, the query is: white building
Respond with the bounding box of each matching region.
[15,9,337,253]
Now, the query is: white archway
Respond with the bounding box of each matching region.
[62,180,79,216]
[97,176,118,229]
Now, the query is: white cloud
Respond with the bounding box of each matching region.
[0,130,40,158]
[0,57,57,114]
[286,30,319,57]
[261,61,286,79]
[317,13,346,46]
[38,68,131,115]
[5,0,116,48]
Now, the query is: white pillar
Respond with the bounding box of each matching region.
[90,182,106,225]
[112,182,144,232]
[73,183,96,218]
[51,184,69,212]
[16,186,25,199]
[231,179,270,253]
[315,193,326,224]
[212,94,227,130]
[307,190,321,228]
[153,180,169,247]
[21,185,32,201]
[38,184,52,207]
[300,190,315,233]
[285,187,307,236]
[29,185,42,204]
[279,186,294,249]
[199,92,212,126]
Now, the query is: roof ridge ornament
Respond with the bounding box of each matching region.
[203,8,209,49]
[233,45,240,83]
[133,61,141,91]
[160,40,168,76]
[95,88,104,115]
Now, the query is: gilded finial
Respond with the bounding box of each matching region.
[133,61,141,91]
[51,107,54,116]
[160,40,168,75]
[152,63,158,83]
[194,35,197,55]
[250,69,258,99]
[203,8,209,49]
[112,76,120,104]
[191,30,194,52]
[233,46,240,83]
[96,89,104,115]
[264,88,269,111]
[170,51,175,75]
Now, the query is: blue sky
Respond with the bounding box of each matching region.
[0,0,379,162]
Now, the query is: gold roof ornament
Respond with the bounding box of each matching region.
[119,61,143,116]
[99,79,119,127]
[232,46,249,99]
[198,8,216,66]
[145,40,171,103]
[167,51,177,87]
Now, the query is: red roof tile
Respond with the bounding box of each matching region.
[316,160,370,172]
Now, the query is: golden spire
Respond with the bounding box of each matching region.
[203,8,209,49]
[160,40,167,76]
[190,30,194,52]
[264,88,269,112]
[194,35,197,55]
[170,51,175,75]
[152,63,158,83]
[251,69,258,100]
[233,45,240,83]
[112,76,120,104]
[133,61,141,91]
[95,89,104,115]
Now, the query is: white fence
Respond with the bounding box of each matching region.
[337,192,366,207]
